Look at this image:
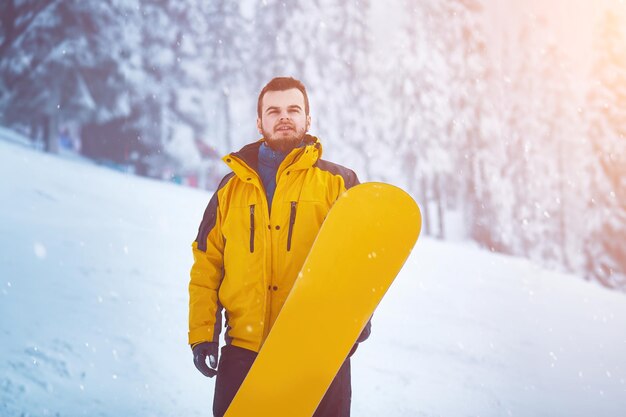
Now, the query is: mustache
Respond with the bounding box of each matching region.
[274,123,294,131]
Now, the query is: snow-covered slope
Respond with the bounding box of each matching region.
[1,137,625,417]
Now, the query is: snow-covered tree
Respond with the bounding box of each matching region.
[195,0,250,153]
[531,40,587,271]
[0,0,140,153]
[391,1,487,237]
[126,0,209,167]
[436,0,493,242]
[479,13,590,276]
[308,0,378,179]
[584,7,626,289]
[251,0,316,89]
[383,3,425,230]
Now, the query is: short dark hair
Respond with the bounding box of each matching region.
[257,77,310,118]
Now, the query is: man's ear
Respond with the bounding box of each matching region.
[306,115,311,131]
[257,117,263,135]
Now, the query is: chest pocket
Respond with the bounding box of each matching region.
[287,201,296,252]
[286,199,327,254]
[221,184,261,255]
[249,204,256,253]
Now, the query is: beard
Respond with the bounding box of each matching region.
[262,123,307,153]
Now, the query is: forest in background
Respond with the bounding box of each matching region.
[0,0,624,290]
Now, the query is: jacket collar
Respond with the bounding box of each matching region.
[223,134,322,181]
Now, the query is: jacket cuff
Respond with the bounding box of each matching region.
[188,326,214,345]
[190,341,211,350]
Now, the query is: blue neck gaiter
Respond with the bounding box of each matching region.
[258,142,288,210]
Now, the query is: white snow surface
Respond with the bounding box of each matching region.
[1,137,625,417]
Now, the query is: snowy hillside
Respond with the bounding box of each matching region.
[1,137,625,417]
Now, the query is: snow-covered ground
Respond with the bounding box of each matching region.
[1,135,625,417]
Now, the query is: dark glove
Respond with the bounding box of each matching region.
[357,320,371,343]
[349,320,372,357]
[192,342,218,377]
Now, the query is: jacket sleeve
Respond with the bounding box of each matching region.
[188,182,227,346]
[331,167,360,203]
[343,169,360,190]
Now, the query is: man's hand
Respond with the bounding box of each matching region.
[356,320,371,343]
[349,320,372,357]
[192,342,219,377]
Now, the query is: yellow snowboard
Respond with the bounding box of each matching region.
[224,182,421,417]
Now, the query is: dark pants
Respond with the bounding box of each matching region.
[213,345,352,417]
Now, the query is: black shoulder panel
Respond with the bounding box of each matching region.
[314,159,360,189]
[195,172,235,252]
[231,141,262,172]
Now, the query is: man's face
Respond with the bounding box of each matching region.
[257,88,311,153]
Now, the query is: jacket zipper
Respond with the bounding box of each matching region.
[287,201,297,251]
[249,204,255,253]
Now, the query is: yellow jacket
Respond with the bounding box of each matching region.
[188,135,360,352]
